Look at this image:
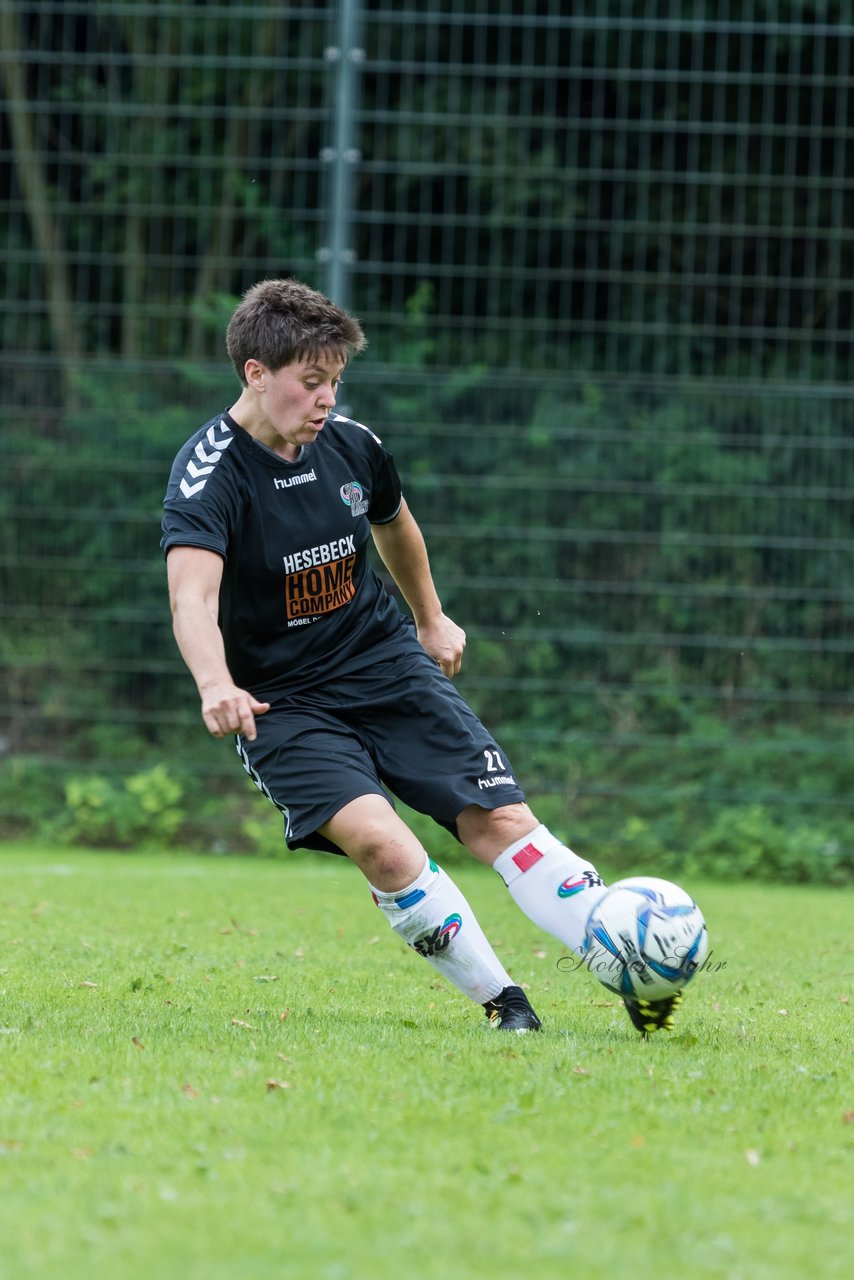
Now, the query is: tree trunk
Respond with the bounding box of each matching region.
[0,0,82,405]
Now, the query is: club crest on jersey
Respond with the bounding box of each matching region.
[339,480,369,516]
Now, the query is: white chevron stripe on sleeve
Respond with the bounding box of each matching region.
[208,421,233,450]
[195,440,222,465]
[177,418,234,499]
[186,459,214,479]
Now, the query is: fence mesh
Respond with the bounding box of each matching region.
[1,0,852,854]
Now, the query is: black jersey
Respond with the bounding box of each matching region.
[161,409,410,695]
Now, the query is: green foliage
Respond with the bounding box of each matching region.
[8,751,852,886]
[4,4,853,380]
[240,812,288,860]
[391,380,852,720]
[62,765,184,848]
[684,805,848,885]
[1,334,851,876]
[609,805,851,887]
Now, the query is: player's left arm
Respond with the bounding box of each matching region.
[371,498,466,677]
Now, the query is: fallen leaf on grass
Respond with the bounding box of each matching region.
[222,918,259,936]
[131,1037,145,1050]
[181,1083,200,1099]
[843,1112,854,1124]
[72,1147,94,1161]
[631,1135,645,1148]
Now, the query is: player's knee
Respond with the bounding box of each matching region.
[458,801,537,859]
[345,826,426,888]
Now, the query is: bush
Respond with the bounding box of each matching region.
[680,804,850,885]
[600,801,849,886]
[1,747,850,885]
[62,765,184,848]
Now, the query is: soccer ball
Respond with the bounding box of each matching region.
[582,876,708,1001]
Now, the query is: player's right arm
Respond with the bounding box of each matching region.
[166,545,270,741]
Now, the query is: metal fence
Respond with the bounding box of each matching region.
[1,1,852,851]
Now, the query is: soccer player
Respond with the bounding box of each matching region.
[161,279,680,1036]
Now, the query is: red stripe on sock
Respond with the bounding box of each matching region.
[512,843,544,872]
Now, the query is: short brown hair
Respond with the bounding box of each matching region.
[226,279,367,384]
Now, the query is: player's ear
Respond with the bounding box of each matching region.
[244,358,266,390]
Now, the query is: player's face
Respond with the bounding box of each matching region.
[256,356,344,455]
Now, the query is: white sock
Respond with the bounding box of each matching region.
[493,824,608,957]
[371,856,513,1004]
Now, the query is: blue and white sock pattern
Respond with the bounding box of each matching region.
[371,857,511,1004]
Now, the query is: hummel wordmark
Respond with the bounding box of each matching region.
[274,469,317,490]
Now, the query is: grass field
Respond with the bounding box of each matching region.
[0,843,851,1280]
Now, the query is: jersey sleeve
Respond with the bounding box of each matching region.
[160,437,241,559]
[367,445,403,524]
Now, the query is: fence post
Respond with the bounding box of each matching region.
[320,0,363,311]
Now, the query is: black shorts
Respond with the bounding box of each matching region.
[235,644,526,854]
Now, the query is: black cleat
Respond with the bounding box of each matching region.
[483,985,543,1033]
[622,988,683,1036]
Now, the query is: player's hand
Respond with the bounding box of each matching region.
[200,683,271,741]
[416,612,467,677]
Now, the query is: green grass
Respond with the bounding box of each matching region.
[0,843,851,1280]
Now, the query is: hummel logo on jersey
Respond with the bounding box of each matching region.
[179,419,233,498]
[274,469,317,490]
